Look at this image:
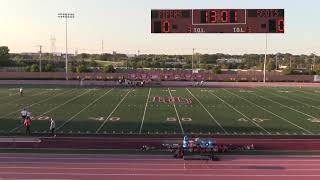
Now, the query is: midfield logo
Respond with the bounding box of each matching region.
[152,96,192,104]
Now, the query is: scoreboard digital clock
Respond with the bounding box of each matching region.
[151,9,284,33]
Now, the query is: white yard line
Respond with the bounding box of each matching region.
[57,88,114,130]
[223,89,313,135]
[0,89,74,119]
[209,91,270,135]
[0,92,20,100]
[9,89,90,132]
[252,90,317,119]
[168,88,184,134]
[261,89,320,111]
[0,90,49,107]
[296,89,320,97]
[186,88,228,134]
[0,89,39,100]
[95,89,132,133]
[139,88,151,134]
[291,91,320,103]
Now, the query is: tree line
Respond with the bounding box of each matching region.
[1,46,320,75]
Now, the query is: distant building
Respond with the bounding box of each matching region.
[278,64,288,69]
[164,57,186,65]
[217,58,242,64]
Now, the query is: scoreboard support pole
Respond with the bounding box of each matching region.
[263,34,268,83]
[192,48,194,74]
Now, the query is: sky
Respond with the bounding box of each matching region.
[0,0,319,55]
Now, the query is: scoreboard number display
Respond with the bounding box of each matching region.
[151,9,284,33]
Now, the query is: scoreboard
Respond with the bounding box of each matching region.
[151,9,285,33]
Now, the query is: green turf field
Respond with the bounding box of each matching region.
[1,87,320,135]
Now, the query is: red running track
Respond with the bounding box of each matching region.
[0,154,320,180]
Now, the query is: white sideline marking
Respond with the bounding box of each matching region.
[186,88,228,134]
[139,88,151,134]
[57,88,114,130]
[223,89,313,135]
[1,89,74,120]
[168,88,184,134]
[263,89,320,111]
[253,90,317,119]
[209,91,270,135]
[95,89,132,133]
[10,89,85,132]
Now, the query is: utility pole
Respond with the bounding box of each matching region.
[58,13,75,80]
[313,53,316,71]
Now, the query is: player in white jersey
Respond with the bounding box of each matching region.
[19,87,23,97]
[21,108,27,121]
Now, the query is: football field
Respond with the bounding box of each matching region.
[1,87,320,135]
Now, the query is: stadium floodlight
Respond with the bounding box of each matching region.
[58,13,75,80]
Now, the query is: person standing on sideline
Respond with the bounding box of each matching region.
[24,112,32,135]
[50,117,56,137]
[19,87,24,97]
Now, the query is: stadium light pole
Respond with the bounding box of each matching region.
[263,34,268,83]
[58,13,75,80]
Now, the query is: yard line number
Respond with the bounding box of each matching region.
[237,118,269,123]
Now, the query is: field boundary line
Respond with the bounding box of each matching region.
[186,88,228,134]
[95,89,132,133]
[57,88,114,130]
[261,89,320,111]
[139,88,151,134]
[168,88,184,134]
[10,89,89,132]
[209,91,270,134]
[253,89,317,119]
[0,89,74,120]
[223,89,313,135]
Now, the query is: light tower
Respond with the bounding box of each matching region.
[58,13,75,80]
